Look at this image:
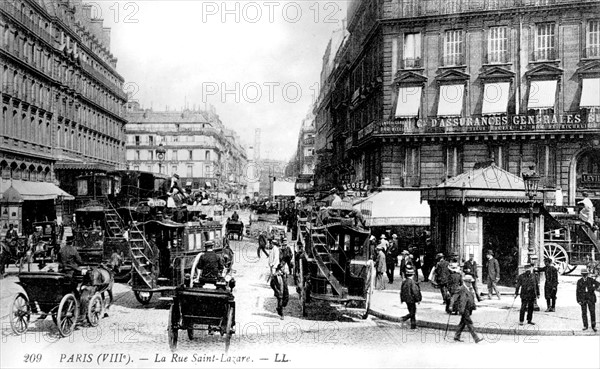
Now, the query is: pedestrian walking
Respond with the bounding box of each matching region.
[576,268,600,331]
[515,263,539,325]
[447,262,463,314]
[268,239,281,277]
[257,231,270,258]
[410,247,422,282]
[375,245,386,290]
[536,257,558,312]
[432,253,451,307]
[386,236,398,283]
[453,275,483,343]
[270,264,289,320]
[399,250,409,280]
[463,253,482,302]
[400,266,421,329]
[486,250,501,300]
[378,234,389,252]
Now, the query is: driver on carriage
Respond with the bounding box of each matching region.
[231,211,240,222]
[195,241,224,282]
[58,235,83,278]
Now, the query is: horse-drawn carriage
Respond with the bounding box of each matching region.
[167,257,236,352]
[129,219,226,305]
[9,265,113,337]
[225,220,244,240]
[294,205,375,319]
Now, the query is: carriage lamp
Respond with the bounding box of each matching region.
[522,170,541,265]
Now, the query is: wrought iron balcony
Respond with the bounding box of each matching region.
[402,58,423,69]
[487,50,510,64]
[533,49,557,62]
[442,54,465,67]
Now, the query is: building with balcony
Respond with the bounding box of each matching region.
[315,0,600,277]
[286,112,317,196]
[1,0,128,233]
[124,103,248,200]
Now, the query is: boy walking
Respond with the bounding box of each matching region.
[400,266,421,329]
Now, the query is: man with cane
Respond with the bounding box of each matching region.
[453,275,483,343]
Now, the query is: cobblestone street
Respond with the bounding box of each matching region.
[1,236,598,368]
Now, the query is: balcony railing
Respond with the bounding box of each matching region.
[402,58,423,69]
[391,0,597,18]
[443,54,465,67]
[0,1,53,44]
[584,46,600,58]
[533,48,557,62]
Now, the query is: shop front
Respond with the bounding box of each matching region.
[421,164,555,286]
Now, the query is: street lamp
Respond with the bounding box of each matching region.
[156,142,166,174]
[522,170,541,264]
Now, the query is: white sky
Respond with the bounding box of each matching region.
[93,0,348,160]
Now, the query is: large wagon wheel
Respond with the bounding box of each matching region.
[543,243,576,275]
[224,307,234,354]
[86,293,104,327]
[56,293,79,337]
[167,304,179,351]
[134,290,153,305]
[361,261,375,320]
[10,293,30,335]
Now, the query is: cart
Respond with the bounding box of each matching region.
[9,271,106,337]
[225,220,244,240]
[167,256,235,352]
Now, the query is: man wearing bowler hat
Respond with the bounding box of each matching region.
[463,253,482,302]
[576,268,600,331]
[454,275,483,343]
[400,265,421,329]
[486,250,501,300]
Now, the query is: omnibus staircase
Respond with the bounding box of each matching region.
[309,231,347,298]
[581,224,600,253]
[128,226,155,289]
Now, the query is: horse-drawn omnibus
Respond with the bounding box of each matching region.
[129,218,225,305]
[294,202,375,318]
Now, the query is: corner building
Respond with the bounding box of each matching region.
[315,0,600,278]
[1,0,127,233]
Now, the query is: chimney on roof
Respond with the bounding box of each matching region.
[102,28,111,48]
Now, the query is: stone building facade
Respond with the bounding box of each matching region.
[1,0,127,232]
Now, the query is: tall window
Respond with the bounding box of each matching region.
[444,145,463,178]
[134,135,140,145]
[443,30,463,66]
[535,23,556,61]
[172,150,178,161]
[135,150,140,160]
[148,135,154,146]
[587,20,600,58]
[489,144,509,170]
[148,150,154,161]
[536,144,557,186]
[403,33,422,68]
[171,165,177,174]
[405,147,421,187]
[488,26,508,63]
[187,165,193,177]
[205,150,211,161]
[188,150,193,160]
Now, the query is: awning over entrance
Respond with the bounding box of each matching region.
[421,164,555,203]
[1,180,75,202]
[355,190,430,227]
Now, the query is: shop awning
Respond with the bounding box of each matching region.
[1,180,75,202]
[395,86,422,118]
[355,190,430,227]
[482,82,510,115]
[437,85,464,116]
[528,80,557,109]
[580,78,600,108]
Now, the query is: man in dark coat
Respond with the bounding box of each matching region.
[576,268,600,331]
[463,253,482,302]
[375,245,386,290]
[515,264,539,325]
[257,232,269,258]
[454,275,483,343]
[196,241,224,280]
[486,250,501,300]
[536,257,559,312]
[270,264,289,319]
[447,262,463,314]
[58,236,83,278]
[386,237,398,283]
[433,253,450,306]
[400,265,421,329]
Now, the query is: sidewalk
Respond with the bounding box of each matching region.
[369,270,599,336]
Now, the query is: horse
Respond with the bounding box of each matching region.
[80,252,123,317]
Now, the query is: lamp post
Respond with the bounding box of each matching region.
[522,170,541,264]
[156,142,166,174]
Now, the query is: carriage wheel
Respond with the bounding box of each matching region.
[57,294,79,337]
[187,329,194,340]
[361,262,375,320]
[224,307,234,354]
[10,293,30,335]
[134,290,153,305]
[543,243,572,275]
[86,293,104,327]
[167,304,179,351]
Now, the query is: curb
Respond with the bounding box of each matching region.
[368,308,588,336]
